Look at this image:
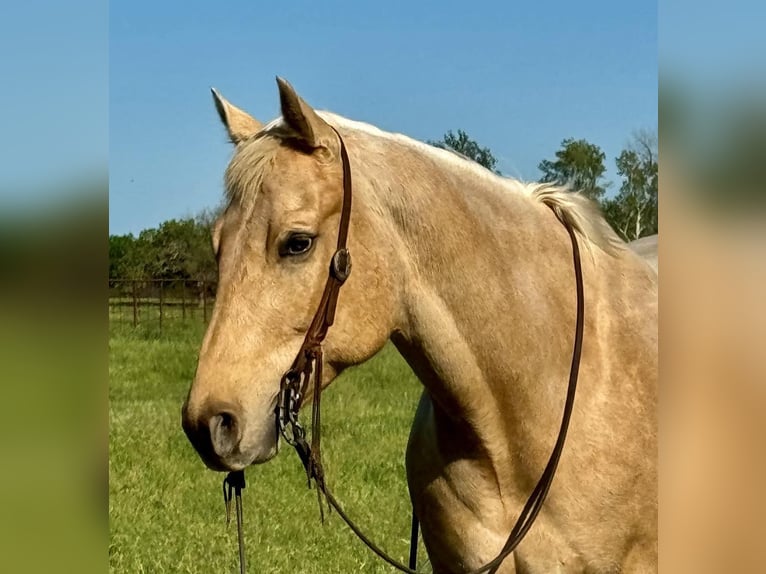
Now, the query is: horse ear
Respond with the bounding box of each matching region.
[211,88,262,144]
[276,77,333,149]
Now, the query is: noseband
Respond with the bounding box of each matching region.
[223,127,585,574]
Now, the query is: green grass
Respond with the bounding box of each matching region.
[109,319,430,573]
[109,302,212,334]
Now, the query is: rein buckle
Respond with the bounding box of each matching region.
[330,248,352,283]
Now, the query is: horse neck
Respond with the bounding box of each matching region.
[354,133,582,473]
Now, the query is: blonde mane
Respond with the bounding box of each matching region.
[227,111,624,255]
[530,183,624,255]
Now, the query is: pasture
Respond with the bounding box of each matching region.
[108,317,429,572]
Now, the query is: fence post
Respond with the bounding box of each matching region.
[132,280,138,327]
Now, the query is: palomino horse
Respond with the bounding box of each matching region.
[182,78,657,573]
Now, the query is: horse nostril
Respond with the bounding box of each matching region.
[208,410,242,457]
[182,400,244,467]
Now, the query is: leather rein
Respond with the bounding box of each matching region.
[222,127,585,574]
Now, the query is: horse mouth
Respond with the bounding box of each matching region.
[197,443,278,472]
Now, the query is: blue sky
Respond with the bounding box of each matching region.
[0,0,107,205]
[109,0,656,235]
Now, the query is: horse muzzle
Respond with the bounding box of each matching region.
[181,399,276,471]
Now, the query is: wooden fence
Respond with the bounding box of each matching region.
[109,279,217,332]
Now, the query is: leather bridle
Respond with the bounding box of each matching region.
[274,126,353,492]
[222,127,585,574]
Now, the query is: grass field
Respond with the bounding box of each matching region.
[109,317,430,573]
[108,300,214,332]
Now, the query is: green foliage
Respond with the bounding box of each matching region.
[602,131,658,240]
[109,233,136,279]
[538,138,608,201]
[429,129,500,174]
[110,213,219,281]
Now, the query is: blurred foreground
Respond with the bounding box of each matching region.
[661,80,766,570]
[0,182,107,573]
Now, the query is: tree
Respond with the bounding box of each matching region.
[109,234,136,280]
[108,210,219,282]
[602,130,658,241]
[430,129,500,173]
[142,218,217,281]
[538,138,608,201]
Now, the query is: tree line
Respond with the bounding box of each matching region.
[433,128,658,241]
[109,208,219,282]
[110,129,657,281]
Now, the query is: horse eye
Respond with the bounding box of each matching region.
[280,233,314,257]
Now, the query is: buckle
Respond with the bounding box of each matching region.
[330,248,352,283]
